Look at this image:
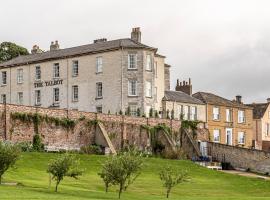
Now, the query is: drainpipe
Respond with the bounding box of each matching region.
[66,58,69,110]
[120,47,124,112]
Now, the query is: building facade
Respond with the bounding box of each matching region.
[193,92,253,148]
[162,79,206,122]
[246,100,270,151]
[0,28,169,116]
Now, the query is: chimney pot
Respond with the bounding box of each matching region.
[94,38,107,44]
[175,78,193,95]
[50,40,60,51]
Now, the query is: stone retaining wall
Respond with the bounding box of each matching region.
[0,103,181,151]
[207,142,270,174]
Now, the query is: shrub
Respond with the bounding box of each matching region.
[171,110,175,119]
[0,142,21,184]
[149,108,154,118]
[155,110,159,118]
[47,154,82,192]
[99,151,143,198]
[17,142,33,152]
[160,165,189,198]
[136,108,141,117]
[32,134,44,152]
[80,144,103,155]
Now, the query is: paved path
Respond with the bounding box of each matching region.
[222,170,270,180]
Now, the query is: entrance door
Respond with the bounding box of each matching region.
[226,128,233,145]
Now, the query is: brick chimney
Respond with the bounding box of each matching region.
[175,78,192,95]
[235,95,242,104]
[50,40,60,51]
[31,45,42,54]
[131,27,141,43]
[267,98,270,103]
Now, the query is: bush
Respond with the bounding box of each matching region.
[17,142,33,152]
[32,134,44,152]
[80,144,103,155]
[160,165,189,198]
[99,150,143,198]
[47,154,83,192]
[0,142,21,184]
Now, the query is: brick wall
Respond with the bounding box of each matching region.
[0,103,181,151]
[207,142,270,174]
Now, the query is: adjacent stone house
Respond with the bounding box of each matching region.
[0,28,170,116]
[193,92,253,148]
[162,79,206,121]
[246,99,270,151]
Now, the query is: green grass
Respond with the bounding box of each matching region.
[1,152,270,200]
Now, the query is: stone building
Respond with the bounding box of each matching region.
[162,79,206,122]
[0,28,170,116]
[193,92,253,148]
[246,99,270,151]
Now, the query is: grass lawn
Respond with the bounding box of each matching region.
[0,152,270,200]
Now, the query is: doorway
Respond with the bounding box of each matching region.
[226,128,233,145]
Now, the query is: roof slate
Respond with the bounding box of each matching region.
[192,92,251,109]
[163,90,204,105]
[245,103,270,119]
[0,38,157,68]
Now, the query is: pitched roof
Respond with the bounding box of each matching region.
[192,92,251,109]
[245,103,270,119]
[0,38,157,68]
[163,91,204,105]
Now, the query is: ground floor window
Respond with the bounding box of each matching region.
[0,94,6,103]
[35,90,41,105]
[129,104,137,116]
[96,106,102,113]
[238,132,245,145]
[72,85,79,102]
[53,88,60,103]
[17,92,23,105]
[213,129,220,143]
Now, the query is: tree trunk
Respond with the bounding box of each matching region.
[118,184,123,199]
[0,175,2,184]
[55,181,60,192]
[166,188,171,198]
[105,183,108,193]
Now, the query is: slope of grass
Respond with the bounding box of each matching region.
[0,152,270,200]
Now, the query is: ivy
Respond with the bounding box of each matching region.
[10,112,76,130]
[181,120,201,138]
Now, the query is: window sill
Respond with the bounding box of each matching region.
[128,95,138,98]
[72,75,78,78]
[95,97,103,100]
[145,69,152,72]
[72,100,79,103]
[127,68,138,71]
[96,72,103,75]
[1,84,7,87]
[53,77,61,80]
[34,79,42,82]
[212,119,221,122]
[17,82,23,85]
[35,104,41,107]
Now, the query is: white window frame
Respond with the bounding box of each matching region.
[96,82,103,98]
[226,108,232,122]
[190,106,197,120]
[53,88,60,103]
[238,132,245,145]
[146,54,152,71]
[72,85,79,102]
[128,80,137,96]
[96,57,103,73]
[213,129,220,143]
[17,69,23,84]
[35,66,41,80]
[145,81,152,98]
[1,71,7,85]
[72,60,79,77]
[17,92,23,105]
[129,104,137,116]
[213,107,220,120]
[266,123,270,136]
[53,63,60,78]
[183,105,189,120]
[35,90,41,105]
[238,110,245,123]
[1,94,6,104]
[128,54,137,69]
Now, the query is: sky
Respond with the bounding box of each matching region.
[1,0,269,103]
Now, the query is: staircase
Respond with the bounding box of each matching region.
[97,122,117,155]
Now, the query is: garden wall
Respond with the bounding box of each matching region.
[207,142,270,174]
[0,103,182,152]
